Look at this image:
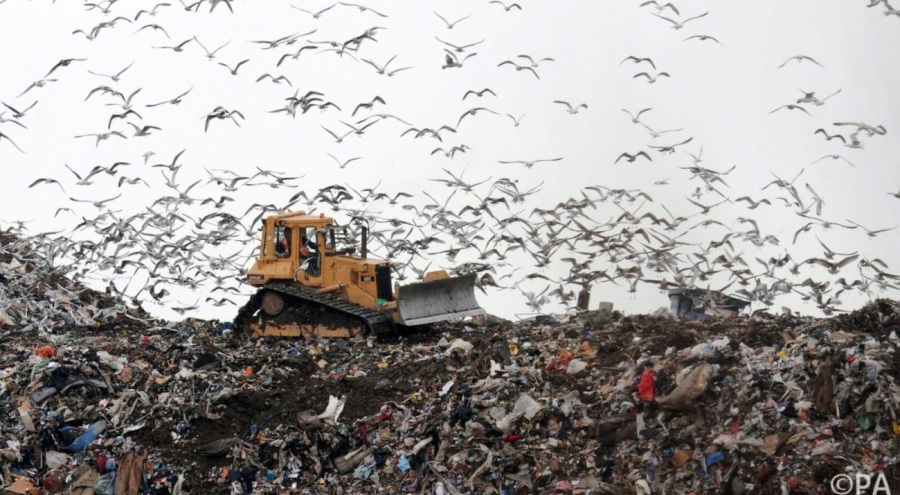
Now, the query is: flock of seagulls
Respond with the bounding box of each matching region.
[0,0,898,320]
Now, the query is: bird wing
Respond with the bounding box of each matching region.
[652,13,678,25]
[685,11,709,22]
[433,11,450,26]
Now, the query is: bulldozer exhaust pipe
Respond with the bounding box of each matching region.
[361,226,368,258]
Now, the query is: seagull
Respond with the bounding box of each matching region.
[653,11,708,29]
[442,50,477,69]
[321,125,353,143]
[118,176,150,188]
[88,62,135,82]
[256,74,293,86]
[128,123,161,137]
[779,55,824,69]
[804,183,825,216]
[554,100,587,114]
[64,163,106,185]
[633,71,670,83]
[251,32,311,50]
[108,109,142,129]
[134,3,171,20]
[29,178,67,193]
[497,60,541,79]
[431,145,470,158]
[833,121,886,136]
[811,154,856,168]
[797,88,841,106]
[146,88,192,107]
[352,96,386,116]
[506,113,524,126]
[134,23,171,39]
[845,132,865,150]
[640,1,679,15]
[153,38,193,52]
[218,59,249,75]
[0,131,25,153]
[74,131,127,147]
[814,128,846,143]
[70,194,122,209]
[362,55,412,76]
[686,198,728,215]
[434,11,471,29]
[804,254,860,274]
[650,137,693,154]
[497,158,563,168]
[846,220,897,238]
[106,88,143,112]
[0,112,26,129]
[734,196,771,210]
[517,54,554,67]
[682,34,723,46]
[641,124,684,139]
[815,237,859,260]
[770,104,810,116]
[277,45,318,66]
[45,58,87,78]
[2,101,38,119]
[204,107,244,132]
[489,1,522,11]
[325,153,361,169]
[435,37,484,53]
[457,107,499,127]
[620,56,656,70]
[338,2,387,17]
[18,79,57,98]
[622,107,652,124]
[291,3,338,18]
[463,88,496,100]
[615,151,652,163]
[193,37,231,60]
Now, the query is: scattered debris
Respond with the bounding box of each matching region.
[2,233,900,494]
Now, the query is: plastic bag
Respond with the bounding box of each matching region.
[397,454,411,473]
[565,359,587,374]
[94,472,116,495]
[638,368,655,402]
[512,393,542,420]
[60,420,107,453]
[658,364,712,410]
[45,451,70,469]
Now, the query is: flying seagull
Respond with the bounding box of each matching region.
[779,55,824,69]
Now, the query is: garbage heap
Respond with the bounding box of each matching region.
[3,235,900,495]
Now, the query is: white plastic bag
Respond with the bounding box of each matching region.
[512,392,542,420]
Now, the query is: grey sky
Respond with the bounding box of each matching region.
[0,0,898,322]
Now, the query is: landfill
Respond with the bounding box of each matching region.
[2,232,900,495]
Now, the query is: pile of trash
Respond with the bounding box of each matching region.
[2,232,900,495]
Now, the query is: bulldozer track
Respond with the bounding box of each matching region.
[233,281,394,338]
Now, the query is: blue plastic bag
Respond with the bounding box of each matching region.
[397,454,410,473]
[60,420,107,453]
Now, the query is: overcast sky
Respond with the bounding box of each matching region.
[0,0,898,322]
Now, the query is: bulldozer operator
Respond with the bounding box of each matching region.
[299,233,319,277]
[274,227,291,257]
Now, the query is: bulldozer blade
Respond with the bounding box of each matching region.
[396,272,485,326]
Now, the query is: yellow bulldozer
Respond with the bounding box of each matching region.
[233,210,485,338]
